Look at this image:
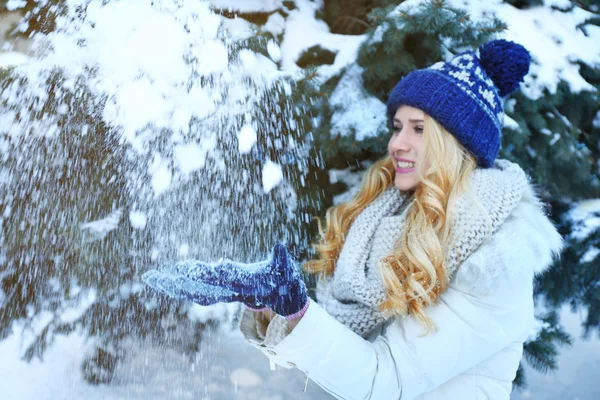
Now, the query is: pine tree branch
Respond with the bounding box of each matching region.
[331,15,370,33]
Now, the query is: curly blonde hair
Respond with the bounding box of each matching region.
[303,113,477,333]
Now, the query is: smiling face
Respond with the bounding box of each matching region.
[387,105,426,191]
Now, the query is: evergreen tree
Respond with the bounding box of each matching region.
[286,0,600,389]
[0,0,320,383]
[1,0,599,392]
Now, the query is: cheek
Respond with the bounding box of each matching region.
[416,140,424,153]
[412,139,424,161]
[387,138,394,154]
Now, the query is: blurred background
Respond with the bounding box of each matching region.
[0,0,598,399]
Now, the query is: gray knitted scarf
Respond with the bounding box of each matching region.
[315,159,529,338]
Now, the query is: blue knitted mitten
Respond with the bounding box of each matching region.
[142,242,308,319]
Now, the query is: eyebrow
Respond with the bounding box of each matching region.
[393,118,424,124]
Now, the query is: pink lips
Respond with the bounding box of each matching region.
[395,166,415,173]
[394,158,415,173]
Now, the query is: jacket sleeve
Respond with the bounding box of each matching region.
[269,278,535,400]
[240,307,295,360]
[245,207,562,400]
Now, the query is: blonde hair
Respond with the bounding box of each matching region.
[304,113,477,333]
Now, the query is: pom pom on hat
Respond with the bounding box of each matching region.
[479,39,531,97]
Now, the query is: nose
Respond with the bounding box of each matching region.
[389,129,411,155]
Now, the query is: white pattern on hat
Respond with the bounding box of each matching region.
[450,70,475,86]
[430,61,445,71]
[479,86,497,107]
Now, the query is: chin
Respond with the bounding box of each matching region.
[394,177,418,192]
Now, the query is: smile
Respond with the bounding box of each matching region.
[395,166,415,173]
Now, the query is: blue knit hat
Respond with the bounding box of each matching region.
[386,39,531,168]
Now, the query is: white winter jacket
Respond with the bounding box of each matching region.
[240,182,563,400]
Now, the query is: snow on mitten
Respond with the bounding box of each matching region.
[142,242,308,320]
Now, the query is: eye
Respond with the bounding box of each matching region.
[415,126,424,134]
[392,125,402,134]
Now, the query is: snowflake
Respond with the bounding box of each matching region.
[478,86,497,108]
[449,70,474,86]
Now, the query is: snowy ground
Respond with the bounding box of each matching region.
[0,2,598,397]
[1,305,598,400]
[0,322,331,400]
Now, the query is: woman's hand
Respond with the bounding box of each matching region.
[142,242,309,319]
[257,308,277,324]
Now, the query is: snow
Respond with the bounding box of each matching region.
[0,289,97,400]
[187,302,239,324]
[567,198,600,241]
[378,0,599,99]
[179,243,190,258]
[262,159,283,193]
[324,0,600,140]
[545,0,572,8]
[80,209,122,239]
[5,0,27,12]
[329,161,373,205]
[525,315,551,343]
[230,368,262,388]
[329,64,388,140]
[1,0,293,209]
[549,132,561,146]
[102,79,172,137]
[1,0,598,398]
[219,16,255,41]
[0,327,91,400]
[208,0,283,13]
[368,22,389,46]
[267,39,282,63]
[262,12,286,36]
[447,0,600,99]
[237,49,279,78]
[144,261,250,306]
[279,0,366,81]
[118,282,144,299]
[196,40,230,74]
[593,110,600,129]
[237,124,257,154]
[174,140,216,174]
[2,1,226,146]
[504,114,520,131]
[129,211,147,230]
[142,243,299,313]
[0,304,597,400]
[0,51,28,68]
[581,247,599,264]
[150,157,172,197]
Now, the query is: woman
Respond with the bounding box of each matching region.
[143,39,564,399]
